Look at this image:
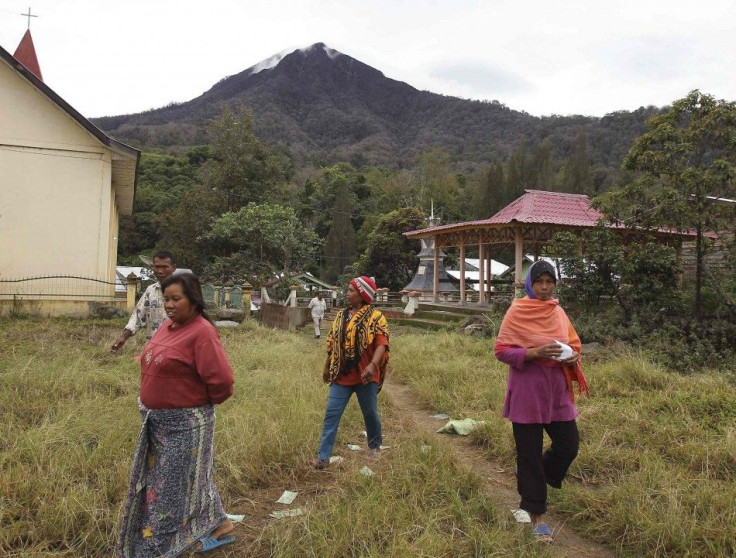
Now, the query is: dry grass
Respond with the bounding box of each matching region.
[392,332,736,557]
[3,318,734,557]
[1,319,541,557]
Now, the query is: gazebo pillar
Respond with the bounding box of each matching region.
[514,227,524,297]
[459,244,466,305]
[485,246,492,299]
[433,236,439,302]
[478,242,485,304]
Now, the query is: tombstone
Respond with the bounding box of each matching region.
[202,284,216,308]
[229,285,243,309]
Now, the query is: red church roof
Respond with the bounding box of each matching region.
[13,29,43,81]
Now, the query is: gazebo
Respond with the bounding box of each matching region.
[404,189,689,303]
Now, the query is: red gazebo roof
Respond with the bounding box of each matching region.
[487,190,602,226]
[13,29,43,82]
[405,190,603,237]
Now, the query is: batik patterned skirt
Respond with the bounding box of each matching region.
[117,401,226,557]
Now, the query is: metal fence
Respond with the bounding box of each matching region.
[0,275,118,300]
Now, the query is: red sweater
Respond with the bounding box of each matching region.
[139,315,234,409]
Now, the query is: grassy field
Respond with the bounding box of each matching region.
[1,317,735,557]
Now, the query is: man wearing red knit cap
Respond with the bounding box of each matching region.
[312,275,390,469]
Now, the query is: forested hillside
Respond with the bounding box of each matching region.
[95,44,661,186]
[102,43,667,286]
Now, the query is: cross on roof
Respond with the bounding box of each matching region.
[21,7,38,30]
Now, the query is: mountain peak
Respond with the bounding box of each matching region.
[246,43,343,76]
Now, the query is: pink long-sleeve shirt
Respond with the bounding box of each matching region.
[495,346,578,424]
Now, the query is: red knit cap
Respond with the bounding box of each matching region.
[350,276,377,304]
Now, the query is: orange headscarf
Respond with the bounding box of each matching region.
[496,297,589,402]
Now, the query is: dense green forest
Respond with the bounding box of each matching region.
[118,103,631,283]
[117,90,736,369]
[105,43,675,286]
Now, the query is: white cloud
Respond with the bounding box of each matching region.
[1,0,735,118]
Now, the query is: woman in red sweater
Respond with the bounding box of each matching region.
[117,272,235,557]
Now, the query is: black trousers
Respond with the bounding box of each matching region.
[512,420,579,516]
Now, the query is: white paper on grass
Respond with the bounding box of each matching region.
[431,413,450,420]
[269,508,303,519]
[360,466,374,476]
[554,340,573,361]
[276,490,298,505]
[225,513,245,522]
[511,509,531,523]
[329,455,344,464]
[347,444,362,451]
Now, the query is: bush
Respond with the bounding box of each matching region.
[642,318,736,372]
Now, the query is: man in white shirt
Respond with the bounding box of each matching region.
[110,251,177,352]
[307,291,327,339]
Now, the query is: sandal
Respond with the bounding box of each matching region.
[532,523,554,543]
[195,534,235,552]
[311,457,329,470]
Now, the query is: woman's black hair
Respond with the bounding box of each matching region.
[160,272,213,324]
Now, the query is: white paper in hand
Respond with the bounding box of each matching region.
[554,340,573,361]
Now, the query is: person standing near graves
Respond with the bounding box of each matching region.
[117,272,236,556]
[308,291,327,338]
[494,260,589,543]
[312,276,389,469]
[110,251,176,352]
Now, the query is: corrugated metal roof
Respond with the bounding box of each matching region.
[487,190,602,226]
[405,190,603,236]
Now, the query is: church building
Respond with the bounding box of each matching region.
[0,28,140,316]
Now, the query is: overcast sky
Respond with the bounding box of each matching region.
[2,0,735,119]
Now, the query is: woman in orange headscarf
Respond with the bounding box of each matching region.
[495,261,588,543]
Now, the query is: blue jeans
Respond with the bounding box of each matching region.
[317,382,382,461]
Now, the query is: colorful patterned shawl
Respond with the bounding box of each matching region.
[496,297,589,402]
[325,304,390,387]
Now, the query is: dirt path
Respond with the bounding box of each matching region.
[383,380,617,558]
[191,377,617,557]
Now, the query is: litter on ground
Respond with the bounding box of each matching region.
[436,418,486,435]
[360,466,375,476]
[269,508,303,519]
[276,490,298,505]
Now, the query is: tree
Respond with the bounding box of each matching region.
[547,227,679,322]
[118,149,208,259]
[561,133,591,194]
[155,186,223,271]
[204,102,284,211]
[356,207,427,291]
[477,162,505,218]
[533,139,556,191]
[200,203,322,284]
[595,91,736,320]
[414,148,461,220]
[323,180,357,283]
